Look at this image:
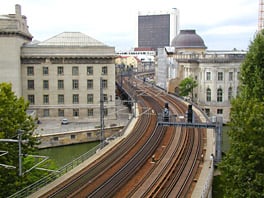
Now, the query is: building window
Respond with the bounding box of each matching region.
[58,94,64,104]
[87,108,93,116]
[228,87,233,101]
[206,72,211,81]
[73,94,79,104]
[87,66,93,75]
[27,80,34,90]
[57,66,64,75]
[43,109,49,117]
[43,67,49,75]
[28,95,35,104]
[102,79,107,88]
[73,109,79,117]
[217,72,223,81]
[72,80,79,90]
[58,80,64,90]
[72,66,79,76]
[87,132,92,138]
[217,109,223,114]
[43,80,49,90]
[87,80,93,89]
[206,88,211,102]
[102,66,108,75]
[205,108,210,116]
[237,72,240,80]
[27,66,34,76]
[103,94,108,102]
[229,72,233,81]
[53,137,59,141]
[87,94,93,104]
[58,109,64,117]
[217,88,223,102]
[43,95,49,104]
[71,135,76,139]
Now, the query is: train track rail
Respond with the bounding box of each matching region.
[39,77,204,197]
[116,79,204,197]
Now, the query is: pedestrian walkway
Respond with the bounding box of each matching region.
[191,105,216,198]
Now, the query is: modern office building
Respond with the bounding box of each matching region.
[0,5,116,121]
[156,30,246,123]
[138,9,179,50]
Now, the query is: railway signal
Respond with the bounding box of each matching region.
[187,104,193,123]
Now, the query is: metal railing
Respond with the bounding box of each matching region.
[8,121,133,198]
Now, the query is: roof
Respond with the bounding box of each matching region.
[36,32,106,47]
[171,30,207,49]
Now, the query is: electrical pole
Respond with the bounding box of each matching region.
[18,130,23,176]
[100,77,105,148]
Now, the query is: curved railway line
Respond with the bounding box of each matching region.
[38,77,205,197]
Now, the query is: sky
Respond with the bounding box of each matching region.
[0,0,258,51]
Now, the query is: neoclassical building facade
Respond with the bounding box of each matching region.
[157,30,246,123]
[0,5,116,121]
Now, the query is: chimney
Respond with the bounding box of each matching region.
[15,4,22,17]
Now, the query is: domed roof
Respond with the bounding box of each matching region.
[171,30,207,49]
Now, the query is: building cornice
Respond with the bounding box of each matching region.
[0,31,32,41]
[21,56,116,64]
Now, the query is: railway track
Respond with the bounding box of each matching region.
[116,79,204,197]
[39,77,204,197]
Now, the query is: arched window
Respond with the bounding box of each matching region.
[228,87,232,101]
[217,88,223,102]
[206,88,211,102]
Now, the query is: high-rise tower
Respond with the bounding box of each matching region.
[137,8,179,50]
[0,5,32,96]
[258,0,264,31]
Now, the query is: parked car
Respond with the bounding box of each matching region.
[61,118,69,125]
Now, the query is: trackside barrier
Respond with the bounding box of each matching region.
[201,159,214,198]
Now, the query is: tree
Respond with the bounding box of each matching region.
[179,77,198,100]
[0,83,54,197]
[219,30,264,197]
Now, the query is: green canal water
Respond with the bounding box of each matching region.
[38,141,99,167]
[37,126,230,169]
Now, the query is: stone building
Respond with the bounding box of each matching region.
[0,5,116,121]
[156,30,246,123]
[0,4,32,96]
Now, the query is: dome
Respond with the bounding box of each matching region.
[171,30,207,49]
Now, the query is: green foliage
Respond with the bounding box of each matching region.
[178,77,198,99]
[0,83,56,197]
[219,30,264,197]
[240,30,264,100]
